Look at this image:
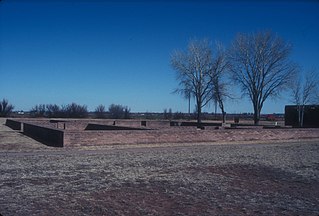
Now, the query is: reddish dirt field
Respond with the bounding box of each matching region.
[1,118,319,215]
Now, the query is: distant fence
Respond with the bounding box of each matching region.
[23,123,64,147]
[5,119,22,130]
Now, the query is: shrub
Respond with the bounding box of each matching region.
[95,104,106,119]
[0,99,14,117]
[108,104,131,119]
[46,104,61,118]
[63,103,88,118]
[30,104,46,117]
[173,111,185,120]
[163,108,173,120]
[30,103,88,118]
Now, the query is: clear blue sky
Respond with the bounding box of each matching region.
[1,0,318,114]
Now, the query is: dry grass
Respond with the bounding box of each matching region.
[1,118,319,215]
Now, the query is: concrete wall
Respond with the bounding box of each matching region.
[5,118,319,148]
[63,128,319,147]
[5,119,22,130]
[23,123,64,147]
[63,129,237,147]
[85,123,149,130]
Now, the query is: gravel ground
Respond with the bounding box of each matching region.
[1,118,319,215]
[1,141,319,215]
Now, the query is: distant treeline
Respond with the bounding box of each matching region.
[29,103,132,119]
[30,103,89,118]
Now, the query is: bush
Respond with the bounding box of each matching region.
[30,103,88,118]
[30,104,46,117]
[173,111,185,120]
[63,103,88,118]
[163,108,173,120]
[108,104,131,119]
[46,104,61,118]
[0,99,14,117]
[124,106,131,119]
[95,104,106,119]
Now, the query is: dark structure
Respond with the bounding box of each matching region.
[5,119,22,130]
[85,123,150,131]
[23,123,64,147]
[285,105,319,128]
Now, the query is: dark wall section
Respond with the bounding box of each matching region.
[5,119,22,130]
[23,123,64,147]
[285,105,319,128]
[170,121,221,127]
[85,123,149,131]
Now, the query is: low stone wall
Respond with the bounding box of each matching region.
[63,128,319,147]
[85,123,149,131]
[23,123,64,147]
[144,120,170,128]
[170,121,221,127]
[5,118,319,148]
[5,119,22,130]
[21,119,56,129]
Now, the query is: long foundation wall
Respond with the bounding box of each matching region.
[5,119,22,130]
[63,128,319,147]
[5,118,319,148]
[63,130,206,147]
[8,119,170,130]
[23,123,64,147]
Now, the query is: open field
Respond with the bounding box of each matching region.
[1,118,319,215]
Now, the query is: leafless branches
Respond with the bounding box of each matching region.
[228,31,297,124]
[211,44,230,123]
[0,98,14,117]
[171,39,214,125]
[291,68,319,127]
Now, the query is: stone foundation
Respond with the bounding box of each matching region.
[4,118,319,148]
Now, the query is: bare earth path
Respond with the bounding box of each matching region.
[1,118,319,215]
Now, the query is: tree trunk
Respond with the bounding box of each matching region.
[253,105,260,125]
[219,101,226,124]
[196,103,202,127]
[301,105,305,127]
[222,111,226,123]
[297,105,301,127]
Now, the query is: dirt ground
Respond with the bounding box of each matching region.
[1,118,319,215]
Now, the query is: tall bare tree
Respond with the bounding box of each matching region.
[228,31,297,125]
[291,69,318,127]
[171,39,214,126]
[211,44,230,123]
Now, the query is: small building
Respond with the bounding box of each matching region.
[285,105,319,128]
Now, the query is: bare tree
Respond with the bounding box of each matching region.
[291,69,318,127]
[30,104,46,117]
[211,44,230,123]
[46,104,61,118]
[95,104,106,119]
[0,99,14,117]
[171,39,214,126]
[108,104,131,119]
[228,31,297,125]
[63,103,88,118]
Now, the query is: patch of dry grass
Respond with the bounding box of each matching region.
[1,118,319,215]
[1,140,319,215]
